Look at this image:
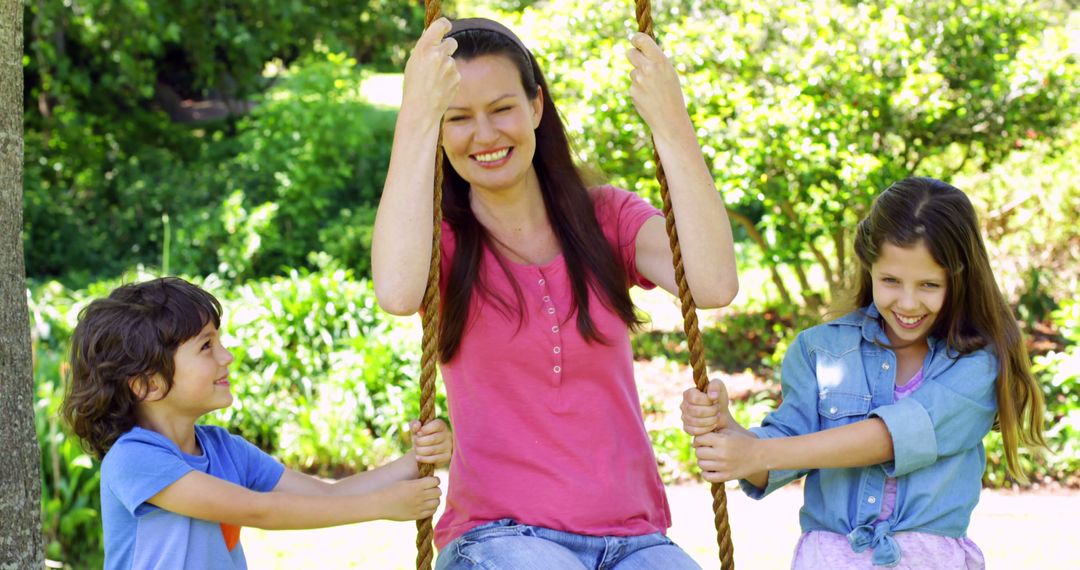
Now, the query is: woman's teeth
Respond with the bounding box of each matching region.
[474,148,510,162]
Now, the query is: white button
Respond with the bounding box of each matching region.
[553,366,561,374]
[552,326,559,333]
[543,296,550,302]
[867,496,877,504]
[548,307,555,314]
[538,279,546,285]
[829,407,838,414]
[882,362,890,370]
[553,346,561,354]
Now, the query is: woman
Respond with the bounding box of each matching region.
[372,17,738,569]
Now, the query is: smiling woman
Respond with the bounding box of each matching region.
[371,13,739,570]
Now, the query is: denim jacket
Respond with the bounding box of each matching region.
[741,304,998,566]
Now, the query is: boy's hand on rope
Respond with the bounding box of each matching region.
[681,378,734,436]
[625,32,690,140]
[377,476,443,521]
[412,419,453,467]
[402,17,460,123]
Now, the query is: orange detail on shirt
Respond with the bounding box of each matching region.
[220,523,241,551]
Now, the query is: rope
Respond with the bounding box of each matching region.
[633,1,734,567]
[416,2,444,569]
[415,2,733,568]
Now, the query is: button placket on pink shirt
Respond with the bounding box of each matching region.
[536,269,564,383]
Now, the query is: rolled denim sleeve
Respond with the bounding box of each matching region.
[740,332,819,499]
[870,347,998,477]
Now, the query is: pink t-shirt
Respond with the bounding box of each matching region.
[433,186,671,548]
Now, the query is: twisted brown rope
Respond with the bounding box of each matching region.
[416,2,444,570]
[415,2,733,568]
[634,1,734,568]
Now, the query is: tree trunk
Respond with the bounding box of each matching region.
[0,1,46,568]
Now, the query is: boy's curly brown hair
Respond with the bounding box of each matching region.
[61,277,222,459]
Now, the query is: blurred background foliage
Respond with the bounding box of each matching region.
[21,0,1079,566]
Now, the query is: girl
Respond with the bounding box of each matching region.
[62,277,452,570]
[372,17,738,570]
[682,177,1046,568]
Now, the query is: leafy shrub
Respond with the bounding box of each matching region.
[24,50,398,284]
[206,52,397,280]
[632,307,818,374]
[35,344,104,569]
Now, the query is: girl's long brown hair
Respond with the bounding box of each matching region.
[438,29,642,362]
[846,177,1045,482]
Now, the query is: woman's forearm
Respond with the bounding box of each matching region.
[651,120,738,308]
[372,109,441,315]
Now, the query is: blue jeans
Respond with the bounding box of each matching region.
[435,519,702,570]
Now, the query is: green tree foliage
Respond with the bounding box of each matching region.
[24,48,397,282]
[507,0,1080,306]
[21,0,421,280]
[958,122,1080,307]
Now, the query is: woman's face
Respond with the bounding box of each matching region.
[442,54,543,195]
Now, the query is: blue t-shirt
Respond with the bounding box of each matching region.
[100,425,285,570]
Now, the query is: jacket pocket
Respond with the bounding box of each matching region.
[818,391,872,422]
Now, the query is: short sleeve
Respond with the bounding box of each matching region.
[225,431,285,492]
[195,425,285,492]
[101,432,194,518]
[591,185,663,288]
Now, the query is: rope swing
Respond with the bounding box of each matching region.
[415,1,733,568]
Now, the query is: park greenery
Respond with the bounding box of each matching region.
[21,0,1080,566]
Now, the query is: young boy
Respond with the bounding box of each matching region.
[61,277,451,569]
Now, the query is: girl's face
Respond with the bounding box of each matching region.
[871,240,948,347]
[442,54,542,195]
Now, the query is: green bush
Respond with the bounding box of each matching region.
[24,50,398,284]
[36,346,104,569]
[202,51,397,281]
[632,307,817,374]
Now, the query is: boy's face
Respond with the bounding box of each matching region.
[154,322,235,418]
